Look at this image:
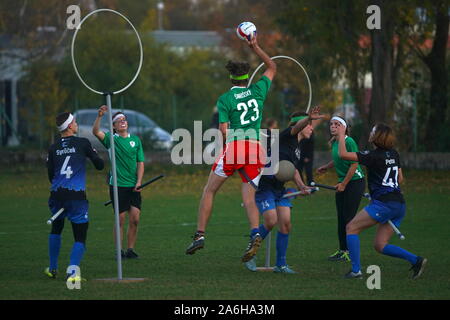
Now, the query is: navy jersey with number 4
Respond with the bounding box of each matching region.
[356,148,404,203]
[47,136,104,200]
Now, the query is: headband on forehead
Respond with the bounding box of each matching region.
[331,116,347,128]
[113,113,126,123]
[58,114,74,132]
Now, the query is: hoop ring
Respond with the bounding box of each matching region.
[71,9,144,95]
[248,55,312,113]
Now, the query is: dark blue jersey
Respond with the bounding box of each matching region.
[47,136,104,200]
[259,127,301,192]
[356,148,404,203]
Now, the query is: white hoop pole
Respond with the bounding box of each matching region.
[71,9,143,281]
[70,8,144,95]
[264,231,272,268]
[248,55,312,113]
[106,93,123,280]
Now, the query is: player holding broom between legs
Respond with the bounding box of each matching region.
[336,123,427,279]
[186,32,276,262]
[245,108,323,274]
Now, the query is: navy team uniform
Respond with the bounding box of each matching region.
[254,127,302,268]
[346,147,425,277]
[357,149,405,227]
[46,136,104,275]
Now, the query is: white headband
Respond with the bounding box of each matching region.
[113,113,126,123]
[331,116,347,128]
[58,114,74,132]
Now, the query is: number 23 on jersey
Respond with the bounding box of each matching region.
[237,99,259,125]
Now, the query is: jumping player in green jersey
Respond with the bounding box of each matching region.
[186,33,277,263]
[93,105,145,259]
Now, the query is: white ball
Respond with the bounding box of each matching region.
[274,160,296,182]
[236,22,257,41]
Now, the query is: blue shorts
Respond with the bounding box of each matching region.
[48,199,89,224]
[255,188,293,214]
[364,200,405,227]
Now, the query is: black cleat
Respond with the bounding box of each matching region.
[125,248,139,259]
[186,232,205,255]
[241,233,262,262]
[410,256,427,279]
[344,270,363,279]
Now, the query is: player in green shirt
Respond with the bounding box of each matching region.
[93,105,145,259]
[316,116,365,262]
[186,33,277,263]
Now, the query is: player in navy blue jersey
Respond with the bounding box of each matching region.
[245,108,321,274]
[45,112,104,281]
[336,123,426,279]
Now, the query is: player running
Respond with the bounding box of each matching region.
[245,109,322,274]
[336,123,427,279]
[45,112,104,281]
[185,33,276,262]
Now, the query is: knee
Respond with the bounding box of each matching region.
[374,241,387,253]
[242,197,255,208]
[279,222,291,234]
[265,216,277,229]
[346,222,358,235]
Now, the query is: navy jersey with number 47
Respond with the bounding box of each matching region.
[356,148,404,203]
[47,136,104,200]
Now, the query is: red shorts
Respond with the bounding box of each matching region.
[212,140,266,183]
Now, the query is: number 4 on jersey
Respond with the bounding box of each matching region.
[382,166,398,188]
[60,156,73,179]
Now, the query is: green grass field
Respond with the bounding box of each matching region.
[0,164,449,300]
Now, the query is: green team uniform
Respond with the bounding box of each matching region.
[101,132,145,187]
[217,76,271,143]
[331,136,364,182]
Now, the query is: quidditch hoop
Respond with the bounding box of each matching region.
[71,9,143,95]
[248,55,312,113]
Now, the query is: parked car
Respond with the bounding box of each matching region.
[74,108,173,151]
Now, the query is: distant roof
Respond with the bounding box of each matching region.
[150,30,223,48]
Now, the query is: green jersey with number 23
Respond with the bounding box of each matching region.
[217,75,271,143]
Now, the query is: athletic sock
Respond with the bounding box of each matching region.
[258,224,270,240]
[276,232,289,267]
[48,234,61,270]
[382,244,418,265]
[346,234,361,273]
[69,242,86,267]
[250,228,259,238]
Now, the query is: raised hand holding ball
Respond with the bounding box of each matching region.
[236,22,257,41]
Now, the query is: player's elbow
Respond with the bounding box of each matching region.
[94,158,105,171]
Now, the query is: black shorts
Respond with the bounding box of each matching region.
[109,186,142,213]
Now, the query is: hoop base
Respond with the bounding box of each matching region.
[255,267,274,272]
[93,277,147,283]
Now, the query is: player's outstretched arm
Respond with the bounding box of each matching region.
[336,126,358,161]
[246,35,276,81]
[290,106,323,136]
[92,105,107,141]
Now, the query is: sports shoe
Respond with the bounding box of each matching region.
[344,270,363,279]
[340,251,351,262]
[241,233,262,262]
[410,256,427,279]
[328,250,343,261]
[44,267,57,279]
[186,232,205,255]
[66,274,86,283]
[273,265,297,274]
[244,256,257,272]
[125,248,139,259]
